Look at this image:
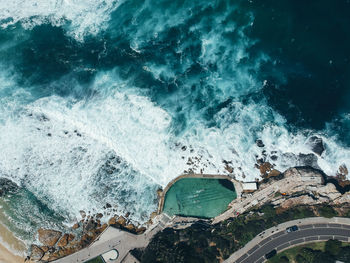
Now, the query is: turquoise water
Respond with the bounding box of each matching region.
[163,178,237,218]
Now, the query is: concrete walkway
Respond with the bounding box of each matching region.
[54,214,172,263]
[225,217,350,263]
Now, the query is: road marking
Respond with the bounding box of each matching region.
[328,223,341,228]
[247,245,260,255]
[259,237,272,246]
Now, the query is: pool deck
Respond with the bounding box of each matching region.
[157,173,243,214]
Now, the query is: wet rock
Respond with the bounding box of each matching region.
[68,234,75,242]
[57,234,69,247]
[116,216,127,226]
[306,136,325,156]
[268,169,281,178]
[336,164,350,187]
[181,146,187,151]
[108,216,117,225]
[270,155,278,161]
[338,164,349,177]
[38,228,62,247]
[79,210,86,219]
[85,219,97,232]
[259,162,272,176]
[224,164,233,174]
[0,178,18,196]
[297,153,320,170]
[256,139,265,147]
[96,213,103,219]
[125,223,137,232]
[105,203,112,208]
[40,246,49,253]
[30,245,44,261]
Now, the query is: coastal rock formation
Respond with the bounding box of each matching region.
[30,245,44,261]
[0,177,18,196]
[57,233,74,247]
[38,229,62,247]
[306,136,325,156]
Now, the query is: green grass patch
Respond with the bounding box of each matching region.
[268,240,350,263]
[84,256,105,263]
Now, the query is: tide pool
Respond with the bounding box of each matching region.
[163,178,237,218]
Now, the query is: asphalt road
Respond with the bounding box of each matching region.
[236,223,350,263]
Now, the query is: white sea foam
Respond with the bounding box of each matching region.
[0,0,350,242]
[0,0,121,40]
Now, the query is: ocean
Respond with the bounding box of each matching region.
[0,0,349,251]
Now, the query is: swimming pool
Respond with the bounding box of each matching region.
[162,177,237,218]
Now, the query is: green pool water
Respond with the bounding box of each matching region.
[163,178,237,218]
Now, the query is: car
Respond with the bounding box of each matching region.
[286,225,299,233]
[265,249,277,259]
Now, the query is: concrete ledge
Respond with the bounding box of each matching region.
[157,174,243,215]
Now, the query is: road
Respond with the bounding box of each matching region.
[226,219,350,263]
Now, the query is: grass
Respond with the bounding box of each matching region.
[267,242,326,263]
[84,256,105,263]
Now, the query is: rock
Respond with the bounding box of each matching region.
[38,228,62,247]
[96,213,103,219]
[317,183,342,201]
[116,216,127,226]
[57,234,69,247]
[225,164,233,174]
[79,210,86,219]
[30,245,44,261]
[67,234,75,242]
[157,188,163,197]
[105,203,112,208]
[41,253,50,262]
[100,224,108,232]
[0,178,18,197]
[72,223,80,230]
[108,216,117,225]
[256,139,265,147]
[259,162,272,175]
[85,219,97,232]
[338,164,349,177]
[270,155,278,161]
[136,226,147,234]
[40,246,49,253]
[297,153,320,170]
[125,223,137,232]
[268,169,281,178]
[280,195,315,209]
[306,136,325,156]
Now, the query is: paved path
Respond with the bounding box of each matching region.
[213,171,323,223]
[54,214,172,263]
[225,217,350,263]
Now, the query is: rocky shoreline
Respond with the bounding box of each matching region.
[29,212,148,262]
[26,162,350,262]
[1,135,349,262]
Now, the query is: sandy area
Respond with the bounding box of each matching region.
[0,222,26,263]
[0,242,24,263]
